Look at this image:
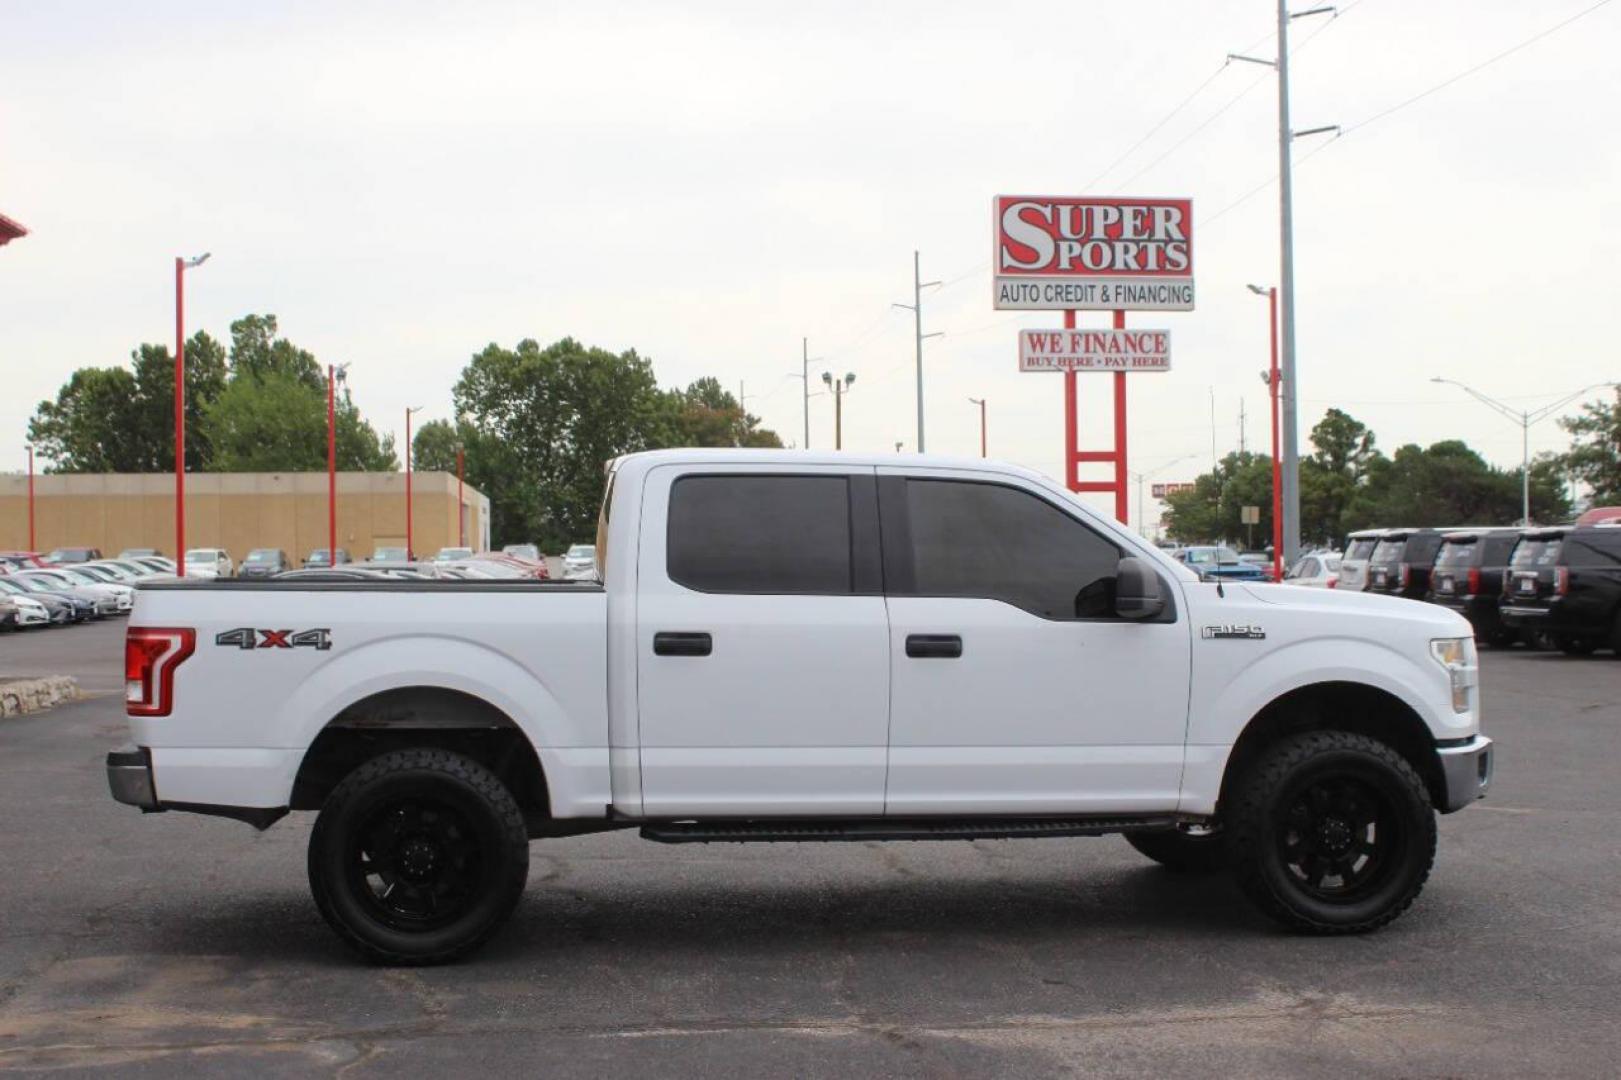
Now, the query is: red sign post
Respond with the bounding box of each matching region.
[996,195,1193,527]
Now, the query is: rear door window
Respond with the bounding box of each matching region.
[1435,541,1476,569]
[667,474,853,594]
[1346,538,1377,560]
[1370,538,1405,564]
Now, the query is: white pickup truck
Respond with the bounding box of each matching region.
[109,449,1493,963]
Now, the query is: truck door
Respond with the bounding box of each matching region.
[877,468,1191,815]
[635,465,890,816]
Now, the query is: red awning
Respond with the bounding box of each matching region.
[0,212,29,246]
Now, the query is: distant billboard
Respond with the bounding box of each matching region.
[1018,328,1171,373]
[1151,482,1197,499]
[994,196,1194,311]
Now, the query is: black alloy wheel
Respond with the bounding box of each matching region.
[308,749,529,964]
[1229,730,1435,934]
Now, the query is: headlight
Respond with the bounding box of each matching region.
[1430,636,1478,714]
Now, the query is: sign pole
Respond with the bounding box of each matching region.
[1112,310,1128,525]
[1063,311,1077,492]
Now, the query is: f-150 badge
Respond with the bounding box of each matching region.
[1202,624,1266,640]
[215,627,332,651]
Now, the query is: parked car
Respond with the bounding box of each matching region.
[369,546,411,564]
[1500,525,1621,655]
[1336,529,1385,592]
[0,551,52,570]
[562,543,597,580]
[1282,551,1341,588]
[92,558,170,581]
[275,567,400,582]
[118,547,162,559]
[1,574,88,622]
[45,546,102,564]
[502,543,541,561]
[0,596,17,631]
[1575,506,1621,526]
[108,448,1493,963]
[1425,529,1522,646]
[17,567,129,616]
[1365,528,1462,600]
[1176,545,1268,583]
[303,548,352,569]
[183,548,234,579]
[479,551,550,579]
[434,547,475,562]
[238,549,293,579]
[0,579,60,627]
[1237,551,1278,582]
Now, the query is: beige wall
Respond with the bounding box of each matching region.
[0,471,490,563]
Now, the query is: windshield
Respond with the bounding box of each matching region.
[373,548,408,560]
[246,551,279,562]
[436,548,473,561]
[1370,538,1406,564]
[58,569,101,586]
[185,550,216,562]
[15,576,55,593]
[567,545,594,558]
[1511,539,1563,568]
[1435,540,1477,569]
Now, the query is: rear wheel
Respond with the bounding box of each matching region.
[1228,731,1435,934]
[1125,828,1229,873]
[307,748,529,965]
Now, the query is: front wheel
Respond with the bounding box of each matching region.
[307,748,530,964]
[1227,731,1436,934]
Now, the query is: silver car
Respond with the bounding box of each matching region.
[1336,530,1386,592]
[561,543,597,581]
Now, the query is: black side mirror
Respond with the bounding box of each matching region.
[1115,556,1166,620]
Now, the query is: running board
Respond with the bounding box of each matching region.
[639,816,1177,844]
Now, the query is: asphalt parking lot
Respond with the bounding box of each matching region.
[1,619,1618,1077]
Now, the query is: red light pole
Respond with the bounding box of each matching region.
[173,252,210,576]
[1249,284,1283,581]
[405,406,422,558]
[25,443,35,551]
[456,444,466,547]
[968,398,987,457]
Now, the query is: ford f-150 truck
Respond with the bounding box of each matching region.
[108,450,1493,963]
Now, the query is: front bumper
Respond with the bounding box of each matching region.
[1437,735,1494,812]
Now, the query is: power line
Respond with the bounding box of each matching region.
[1340,0,1612,137]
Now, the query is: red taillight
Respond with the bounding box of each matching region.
[1467,567,1481,595]
[1327,578,1338,589]
[1555,566,1570,596]
[125,627,195,717]
[1398,563,1412,588]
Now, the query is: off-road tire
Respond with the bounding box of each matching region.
[1124,829,1229,873]
[1228,731,1436,934]
[308,748,529,965]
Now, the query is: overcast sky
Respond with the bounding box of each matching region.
[2,0,1616,521]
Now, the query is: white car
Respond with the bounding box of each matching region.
[1283,552,1342,588]
[183,549,234,579]
[0,589,51,627]
[434,547,475,562]
[108,449,1491,964]
[561,543,597,580]
[1336,530,1385,592]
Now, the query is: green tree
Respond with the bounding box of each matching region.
[205,372,397,472]
[668,378,784,448]
[1163,451,1275,547]
[227,314,324,390]
[410,418,467,472]
[1559,391,1621,504]
[1345,440,1568,529]
[26,331,227,472]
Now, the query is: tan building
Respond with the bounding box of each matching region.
[0,471,490,564]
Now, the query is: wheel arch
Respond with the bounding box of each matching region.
[290,686,551,821]
[1215,681,1446,815]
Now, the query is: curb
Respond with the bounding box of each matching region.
[0,676,81,718]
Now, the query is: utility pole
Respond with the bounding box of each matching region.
[968,398,987,457]
[1229,4,1337,566]
[893,251,941,452]
[1238,399,1247,454]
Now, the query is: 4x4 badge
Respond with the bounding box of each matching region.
[215,627,332,651]
[1202,624,1266,640]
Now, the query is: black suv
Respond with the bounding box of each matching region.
[1500,526,1621,655]
[1365,528,1451,600]
[1425,528,1522,645]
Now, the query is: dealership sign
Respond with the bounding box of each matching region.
[1151,482,1196,499]
[1018,328,1171,373]
[994,196,1194,311]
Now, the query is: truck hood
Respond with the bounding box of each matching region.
[1236,582,1466,631]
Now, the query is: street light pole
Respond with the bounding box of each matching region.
[456,445,466,547]
[1249,284,1284,580]
[327,363,348,561]
[968,398,987,457]
[25,444,35,552]
[172,252,209,576]
[822,371,855,450]
[1430,378,1617,525]
[802,337,810,450]
[405,406,422,559]
[1126,454,1198,540]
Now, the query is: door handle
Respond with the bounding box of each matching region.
[905,634,962,659]
[653,632,712,657]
